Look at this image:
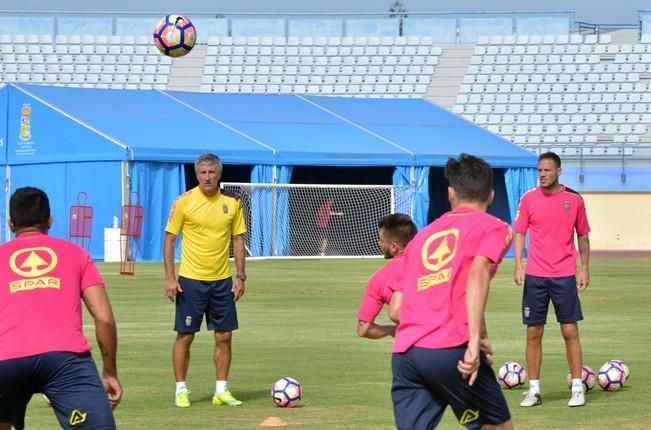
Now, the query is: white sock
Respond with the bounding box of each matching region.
[216,380,228,395]
[571,378,584,392]
[175,382,188,395]
[529,379,541,394]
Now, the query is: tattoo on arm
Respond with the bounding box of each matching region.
[578,235,590,266]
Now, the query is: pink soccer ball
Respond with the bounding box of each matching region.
[608,359,629,383]
[497,361,527,389]
[566,365,596,391]
[153,14,196,57]
[598,361,625,391]
[271,377,302,408]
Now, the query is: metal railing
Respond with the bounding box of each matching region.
[0,10,576,42]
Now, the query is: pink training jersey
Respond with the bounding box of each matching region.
[0,232,104,360]
[514,186,590,277]
[356,255,403,323]
[393,207,512,353]
[316,201,333,229]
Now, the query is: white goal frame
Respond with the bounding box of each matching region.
[222,182,414,259]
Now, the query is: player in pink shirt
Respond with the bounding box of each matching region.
[0,187,121,430]
[513,152,591,408]
[316,198,344,256]
[357,213,416,339]
[392,154,513,430]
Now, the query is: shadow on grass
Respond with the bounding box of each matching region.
[540,386,627,404]
[195,389,269,403]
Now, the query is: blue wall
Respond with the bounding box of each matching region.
[563,167,651,192]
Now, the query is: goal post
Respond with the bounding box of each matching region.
[222,182,414,258]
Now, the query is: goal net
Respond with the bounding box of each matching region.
[222,183,413,257]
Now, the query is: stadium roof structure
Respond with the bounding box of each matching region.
[2,84,536,168]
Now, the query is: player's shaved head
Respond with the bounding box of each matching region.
[10,187,50,231]
[444,153,493,203]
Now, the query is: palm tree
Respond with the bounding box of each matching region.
[389,0,408,37]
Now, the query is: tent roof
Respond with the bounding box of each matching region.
[5,84,536,168]
[304,96,537,168]
[8,84,275,164]
[167,92,413,166]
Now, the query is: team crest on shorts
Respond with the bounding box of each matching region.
[523,307,530,318]
[69,409,87,426]
[563,200,571,211]
[185,316,192,326]
[222,204,229,214]
[459,409,479,425]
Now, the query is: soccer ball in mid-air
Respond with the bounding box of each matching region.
[497,361,527,389]
[271,377,302,408]
[153,14,196,57]
[608,359,629,383]
[598,361,625,391]
[566,365,596,391]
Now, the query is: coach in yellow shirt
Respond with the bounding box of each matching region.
[164,153,247,408]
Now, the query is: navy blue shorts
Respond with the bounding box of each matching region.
[175,276,238,333]
[0,352,115,430]
[392,347,511,430]
[522,275,583,325]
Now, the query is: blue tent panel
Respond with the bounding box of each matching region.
[0,85,7,164]
[9,161,123,259]
[505,167,537,258]
[0,86,6,243]
[7,85,128,164]
[168,92,414,166]
[393,166,429,231]
[13,85,276,164]
[305,96,538,168]
[249,165,292,257]
[130,161,185,261]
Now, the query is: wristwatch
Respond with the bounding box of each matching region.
[235,273,247,281]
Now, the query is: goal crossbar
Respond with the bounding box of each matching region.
[222,182,414,258]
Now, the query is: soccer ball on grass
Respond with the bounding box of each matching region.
[566,365,596,391]
[271,377,302,408]
[598,361,625,391]
[608,359,629,383]
[497,361,527,389]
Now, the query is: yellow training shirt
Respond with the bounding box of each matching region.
[165,187,246,280]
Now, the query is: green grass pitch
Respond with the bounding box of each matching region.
[24,258,650,429]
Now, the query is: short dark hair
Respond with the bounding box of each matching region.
[9,187,50,230]
[538,151,561,168]
[444,153,493,202]
[378,213,417,246]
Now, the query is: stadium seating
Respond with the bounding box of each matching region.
[199,36,442,97]
[0,34,171,90]
[2,31,651,158]
[454,33,651,156]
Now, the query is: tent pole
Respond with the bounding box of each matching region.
[271,165,277,256]
[410,166,415,220]
[122,161,129,206]
[4,165,9,243]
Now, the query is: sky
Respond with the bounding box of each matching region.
[2,0,649,25]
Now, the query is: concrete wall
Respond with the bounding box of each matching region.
[582,193,651,250]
